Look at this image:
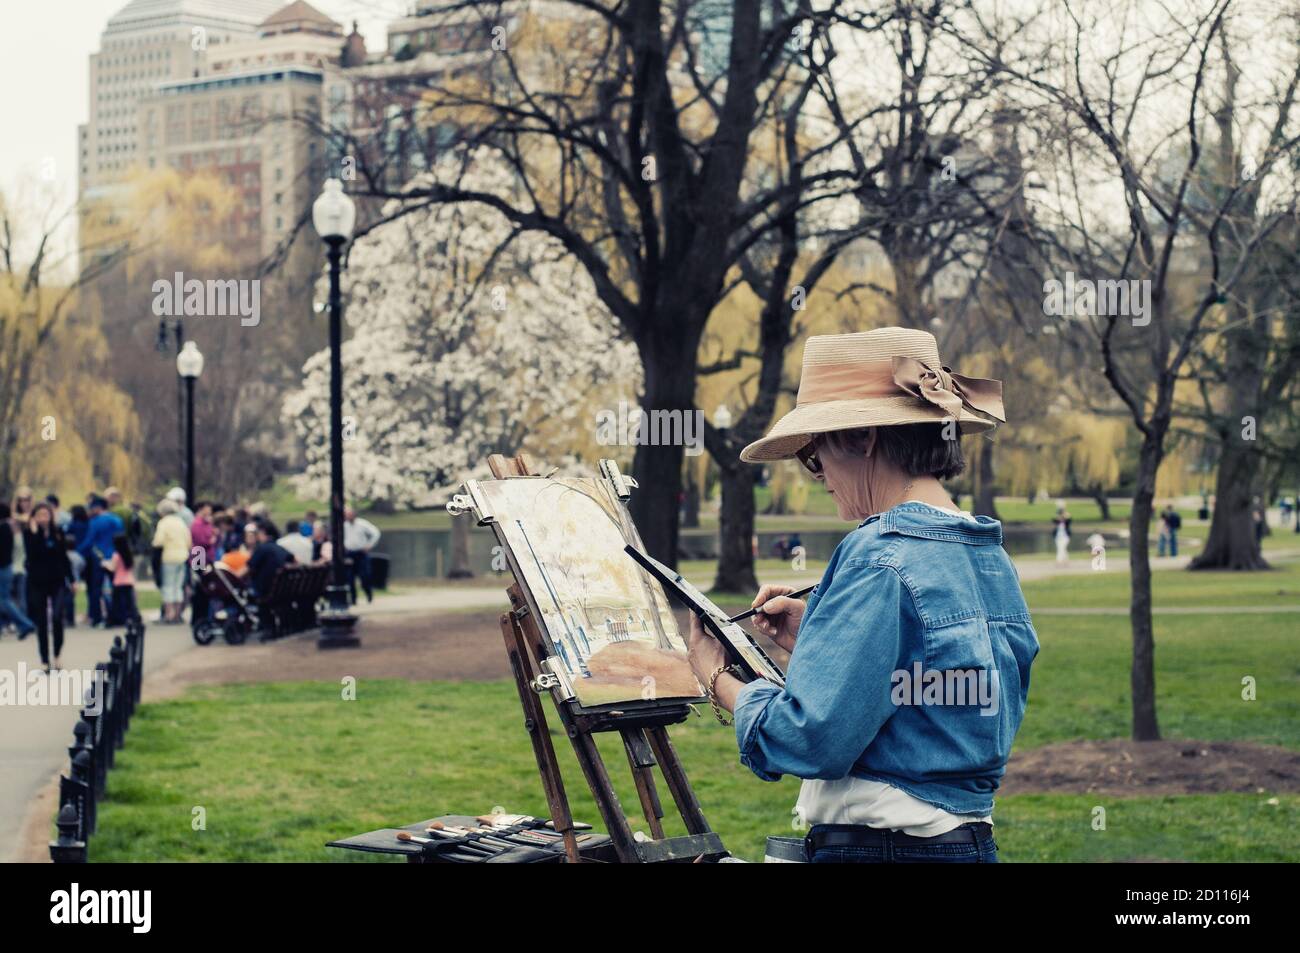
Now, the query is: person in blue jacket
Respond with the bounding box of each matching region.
[78,496,123,628]
[688,328,1038,864]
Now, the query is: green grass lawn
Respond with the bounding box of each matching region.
[83,539,1300,862]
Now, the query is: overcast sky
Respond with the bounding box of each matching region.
[0,0,402,232]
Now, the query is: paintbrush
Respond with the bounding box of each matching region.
[726,584,817,623]
[404,829,500,855]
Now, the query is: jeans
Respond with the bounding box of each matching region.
[111,585,138,626]
[13,570,27,617]
[807,823,999,864]
[0,566,35,633]
[85,558,106,624]
[346,549,372,604]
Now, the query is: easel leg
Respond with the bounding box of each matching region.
[500,611,581,863]
[645,725,712,836]
[621,729,667,840]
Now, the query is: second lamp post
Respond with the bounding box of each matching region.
[176,340,204,505]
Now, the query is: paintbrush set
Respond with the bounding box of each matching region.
[396,815,596,863]
[327,813,612,863]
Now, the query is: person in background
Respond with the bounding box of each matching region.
[65,504,90,625]
[1160,504,1182,557]
[152,499,191,624]
[212,512,234,559]
[248,520,291,600]
[188,501,218,625]
[278,519,313,564]
[311,521,332,563]
[46,494,70,532]
[190,501,217,565]
[223,507,248,555]
[0,503,37,640]
[103,533,138,627]
[10,487,35,620]
[1052,504,1072,565]
[301,511,318,538]
[22,502,73,671]
[220,524,258,577]
[79,497,123,628]
[166,487,195,527]
[343,506,381,604]
[64,539,84,627]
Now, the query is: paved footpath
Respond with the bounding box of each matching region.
[0,620,197,861]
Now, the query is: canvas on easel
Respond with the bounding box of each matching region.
[456,462,706,712]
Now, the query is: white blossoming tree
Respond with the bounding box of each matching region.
[284,160,641,574]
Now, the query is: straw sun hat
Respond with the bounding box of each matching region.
[740,327,1006,463]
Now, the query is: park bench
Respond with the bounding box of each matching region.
[256,562,330,639]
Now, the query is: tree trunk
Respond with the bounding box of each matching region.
[447,510,473,578]
[629,347,693,568]
[1091,486,1111,522]
[681,477,700,528]
[1190,305,1270,570]
[1190,438,1269,570]
[971,440,999,519]
[1128,435,1162,741]
[713,463,759,594]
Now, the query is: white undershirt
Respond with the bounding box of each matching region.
[797,500,993,837]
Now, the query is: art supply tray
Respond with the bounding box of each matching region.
[327,814,616,863]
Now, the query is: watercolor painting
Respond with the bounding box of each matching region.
[478,476,705,708]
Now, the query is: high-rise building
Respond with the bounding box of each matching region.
[79,0,285,201]
[134,2,346,257]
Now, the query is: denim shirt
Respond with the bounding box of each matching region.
[733,502,1039,816]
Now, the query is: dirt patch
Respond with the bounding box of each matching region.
[142,606,771,702]
[1002,739,1300,797]
[144,610,513,701]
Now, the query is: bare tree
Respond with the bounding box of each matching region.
[296,0,874,568]
[974,0,1300,740]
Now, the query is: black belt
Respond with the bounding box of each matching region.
[805,822,992,858]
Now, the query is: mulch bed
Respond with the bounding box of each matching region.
[1002,739,1300,797]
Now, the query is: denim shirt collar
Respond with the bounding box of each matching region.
[860,501,1003,546]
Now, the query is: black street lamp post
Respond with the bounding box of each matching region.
[176,341,204,505]
[312,178,361,649]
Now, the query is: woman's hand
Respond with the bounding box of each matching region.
[687,613,727,683]
[749,584,806,653]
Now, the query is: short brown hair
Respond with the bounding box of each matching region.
[821,424,966,480]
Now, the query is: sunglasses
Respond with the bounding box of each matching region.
[796,440,823,476]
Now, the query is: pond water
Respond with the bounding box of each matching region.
[378,523,1128,578]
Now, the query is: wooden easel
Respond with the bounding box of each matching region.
[487,452,727,863]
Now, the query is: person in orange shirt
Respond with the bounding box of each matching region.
[219,524,258,576]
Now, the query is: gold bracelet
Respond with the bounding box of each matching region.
[708,664,739,726]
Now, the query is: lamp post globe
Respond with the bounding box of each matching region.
[176,340,204,379]
[312,177,356,242]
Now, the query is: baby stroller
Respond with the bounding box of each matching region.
[191,563,259,645]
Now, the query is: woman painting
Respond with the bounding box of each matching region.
[687,328,1039,863]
